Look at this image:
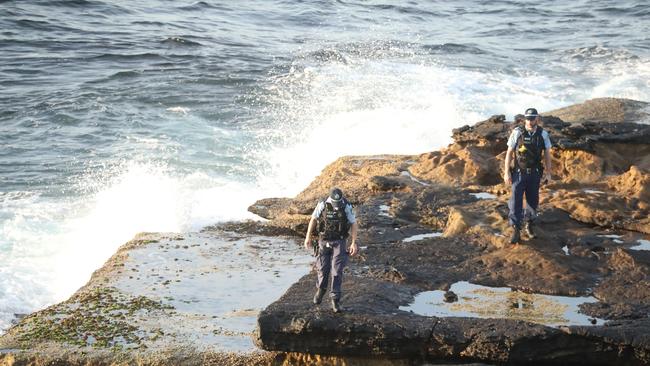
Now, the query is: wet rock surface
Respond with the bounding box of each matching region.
[254,98,650,365]
[2,98,649,365]
[0,231,312,365]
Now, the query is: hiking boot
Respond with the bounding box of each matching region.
[331,298,342,313]
[524,221,536,239]
[313,289,326,305]
[509,227,521,244]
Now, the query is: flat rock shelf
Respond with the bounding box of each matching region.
[2,98,649,365]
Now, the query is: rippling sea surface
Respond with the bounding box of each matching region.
[1,0,649,331]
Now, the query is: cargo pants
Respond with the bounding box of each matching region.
[316,239,348,300]
[508,167,541,228]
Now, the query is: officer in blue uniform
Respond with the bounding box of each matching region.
[503,108,553,244]
[303,188,358,313]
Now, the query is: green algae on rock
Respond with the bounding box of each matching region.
[10,286,173,349]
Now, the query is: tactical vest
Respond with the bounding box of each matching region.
[515,126,545,171]
[317,199,350,241]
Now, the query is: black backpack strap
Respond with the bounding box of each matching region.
[535,127,546,172]
[340,197,349,208]
[535,126,546,151]
[344,200,351,231]
[337,198,350,218]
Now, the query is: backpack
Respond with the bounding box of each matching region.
[317,198,350,240]
[514,126,546,171]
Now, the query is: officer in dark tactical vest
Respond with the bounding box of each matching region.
[303,188,358,313]
[503,108,553,244]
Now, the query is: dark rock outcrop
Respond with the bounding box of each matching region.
[2,98,648,366]
[254,98,650,365]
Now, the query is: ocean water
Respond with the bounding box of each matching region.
[1,0,649,332]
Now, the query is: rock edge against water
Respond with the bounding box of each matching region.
[1,98,649,365]
[0,231,311,366]
[253,98,650,365]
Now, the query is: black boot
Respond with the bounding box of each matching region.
[331,298,342,313]
[510,226,521,244]
[313,288,326,305]
[524,221,536,239]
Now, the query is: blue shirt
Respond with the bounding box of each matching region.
[507,126,552,150]
[311,198,356,224]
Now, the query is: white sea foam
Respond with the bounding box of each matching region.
[561,46,650,103]
[166,106,190,114]
[3,42,650,334]
[640,105,650,125]
[0,162,260,332]
[588,58,650,101]
[252,55,584,196]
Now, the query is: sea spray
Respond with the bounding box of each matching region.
[251,49,572,195]
[0,162,259,331]
[2,1,650,334]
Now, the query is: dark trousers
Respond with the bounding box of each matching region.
[508,168,541,228]
[316,239,348,300]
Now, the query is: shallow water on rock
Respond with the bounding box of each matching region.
[631,239,650,251]
[598,234,625,244]
[469,192,496,200]
[113,232,312,352]
[400,171,430,186]
[379,205,391,217]
[400,281,602,327]
[402,233,443,243]
[583,189,606,194]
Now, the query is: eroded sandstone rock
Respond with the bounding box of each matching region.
[608,165,650,202]
[3,99,648,366]
[254,98,650,365]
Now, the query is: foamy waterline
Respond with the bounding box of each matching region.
[2,43,650,333]
[0,162,260,331]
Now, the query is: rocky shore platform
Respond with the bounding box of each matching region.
[1,98,649,365]
[253,98,650,365]
[0,229,314,366]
